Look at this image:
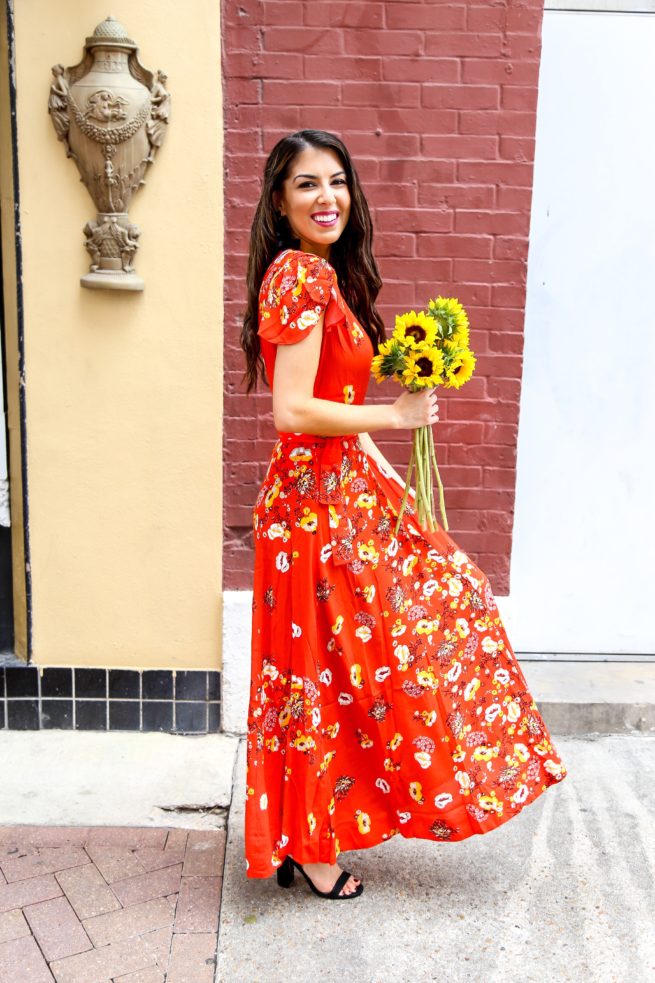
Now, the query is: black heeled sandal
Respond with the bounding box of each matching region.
[275,855,364,899]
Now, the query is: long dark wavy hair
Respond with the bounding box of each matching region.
[240,130,386,393]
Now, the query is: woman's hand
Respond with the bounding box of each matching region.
[391,388,439,430]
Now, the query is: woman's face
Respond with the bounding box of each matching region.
[275,146,351,259]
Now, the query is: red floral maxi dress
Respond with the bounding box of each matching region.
[244,247,567,879]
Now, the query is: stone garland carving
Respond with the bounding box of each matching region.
[47,16,171,291]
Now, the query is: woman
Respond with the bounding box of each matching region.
[240,129,567,901]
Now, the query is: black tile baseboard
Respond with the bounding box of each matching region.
[0,660,222,733]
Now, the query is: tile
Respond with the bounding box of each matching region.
[141,672,173,700]
[166,932,218,983]
[41,700,73,729]
[48,935,156,983]
[174,702,207,733]
[0,874,63,915]
[142,702,173,732]
[83,897,172,947]
[23,895,92,962]
[1,847,89,884]
[174,672,207,701]
[182,831,226,877]
[55,863,121,921]
[108,701,141,730]
[5,667,38,698]
[207,673,220,701]
[0,908,30,944]
[74,701,107,730]
[40,669,73,698]
[110,864,182,909]
[0,934,55,982]
[108,671,140,699]
[208,703,221,732]
[173,876,222,933]
[83,845,146,884]
[6,700,39,729]
[74,669,107,698]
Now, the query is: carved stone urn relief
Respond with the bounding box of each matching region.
[48,16,170,290]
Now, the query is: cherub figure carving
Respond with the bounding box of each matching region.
[145,70,171,163]
[48,64,74,158]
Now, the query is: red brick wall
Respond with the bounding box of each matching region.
[222,0,544,593]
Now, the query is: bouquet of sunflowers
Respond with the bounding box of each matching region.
[371,297,475,536]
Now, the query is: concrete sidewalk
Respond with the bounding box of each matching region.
[217,734,655,983]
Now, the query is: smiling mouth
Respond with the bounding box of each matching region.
[311,212,339,227]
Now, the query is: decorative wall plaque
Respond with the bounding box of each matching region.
[48,16,171,291]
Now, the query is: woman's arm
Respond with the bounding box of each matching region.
[272,312,439,437]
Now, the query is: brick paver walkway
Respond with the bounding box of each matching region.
[0,826,226,982]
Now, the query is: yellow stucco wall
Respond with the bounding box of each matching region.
[6,1,223,668]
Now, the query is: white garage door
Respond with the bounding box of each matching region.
[507,2,655,658]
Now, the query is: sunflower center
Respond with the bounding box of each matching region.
[417,357,433,376]
[406,326,426,343]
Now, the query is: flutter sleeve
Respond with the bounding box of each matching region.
[258,250,340,345]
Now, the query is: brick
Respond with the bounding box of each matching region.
[261,2,304,26]
[458,159,534,186]
[377,208,453,234]
[0,873,62,915]
[166,933,217,983]
[374,233,416,257]
[424,32,505,58]
[304,55,382,81]
[0,829,91,852]
[83,897,172,948]
[182,831,226,877]
[23,895,92,962]
[0,909,29,944]
[454,209,530,236]
[88,832,167,853]
[114,967,165,983]
[385,3,466,31]
[173,876,222,933]
[348,132,421,157]
[453,258,526,283]
[83,846,147,885]
[501,84,538,111]
[109,864,183,910]
[49,936,157,983]
[343,28,423,57]
[499,135,535,161]
[1,847,89,884]
[304,2,384,28]
[423,84,499,110]
[463,58,538,86]
[421,134,498,160]
[0,935,55,983]
[55,863,121,921]
[264,79,341,105]
[466,4,508,32]
[417,234,493,259]
[381,57,460,83]
[493,235,530,260]
[342,81,420,107]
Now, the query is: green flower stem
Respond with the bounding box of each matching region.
[428,424,449,531]
[417,425,435,532]
[394,441,416,537]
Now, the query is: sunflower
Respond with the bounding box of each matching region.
[370,338,406,384]
[427,296,469,345]
[392,310,438,349]
[443,347,476,389]
[401,345,445,389]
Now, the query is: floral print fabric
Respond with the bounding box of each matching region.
[245,248,567,879]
